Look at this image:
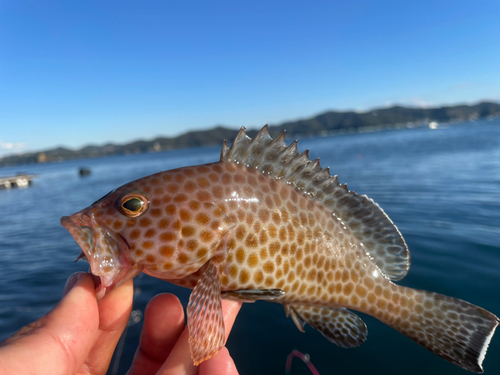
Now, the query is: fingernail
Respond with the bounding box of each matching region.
[63,272,82,296]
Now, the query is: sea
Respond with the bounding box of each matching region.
[1,119,499,375]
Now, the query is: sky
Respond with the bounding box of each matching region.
[1,0,499,156]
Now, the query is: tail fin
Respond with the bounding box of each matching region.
[383,288,498,373]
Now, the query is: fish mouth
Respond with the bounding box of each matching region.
[61,212,138,299]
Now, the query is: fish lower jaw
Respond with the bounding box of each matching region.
[89,273,106,299]
[91,271,116,299]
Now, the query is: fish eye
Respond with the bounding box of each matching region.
[118,194,149,218]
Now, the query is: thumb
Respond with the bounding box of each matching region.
[0,272,100,375]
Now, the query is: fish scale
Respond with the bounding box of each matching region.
[61,125,498,372]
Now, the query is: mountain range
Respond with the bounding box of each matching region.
[1,101,499,168]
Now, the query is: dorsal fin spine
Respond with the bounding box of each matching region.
[282,151,311,183]
[227,127,252,162]
[272,141,299,178]
[244,125,273,168]
[265,130,287,157]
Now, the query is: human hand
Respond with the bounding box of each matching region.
[0,272,241,375]
[127,292,241,375]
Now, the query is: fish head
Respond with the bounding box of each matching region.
[60,185,148,299]
[61,168,234,298]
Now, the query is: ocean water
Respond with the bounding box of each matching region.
[1,120,500,375]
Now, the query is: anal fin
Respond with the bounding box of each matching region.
[285,305,368,348]
[221,288,285,303]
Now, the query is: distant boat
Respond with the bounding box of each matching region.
[428,121,439,129]
[79,167,91,177]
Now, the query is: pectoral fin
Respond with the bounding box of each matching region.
[285,305,368,348]
[221,288,285,302]
[187,261,225,365]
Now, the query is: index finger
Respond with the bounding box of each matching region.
[81,278,134,374]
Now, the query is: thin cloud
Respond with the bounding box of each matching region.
[0,140,27,154]
[383,98,433,109]
[409,98,432,108]
[447,82,473,92]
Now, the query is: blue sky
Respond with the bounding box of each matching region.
[1,0,499,156]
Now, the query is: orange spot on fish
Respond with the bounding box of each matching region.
[197,248,208,258]
[235,225,246,240]
[175,174,185,184]
[165,204,177,215]
[197,177,210,188]
[150,208,162,217]
[200,230,214,242]
[181,226,195,237]
[229,266,238,278]
[160,232,176,242]
[174,194,188,203]
[196,190,211,202]
[235,248,245,263]
[158,218,170,229]
[247,254,259,267]
[178,253,189,264]
[160,246,175,257]
[173,220,181,230]
[208,173,219,183]
[183,168,195,177]
[239,270,250,284]
[221,173,231,184]
[180,209,191,221]
[259,231,268,245]
[167,184,179,194]
[186,239,198,251]
[139,218,152,227]
[212,185,224,199]
[185,181,196,193]
[112,220,123,230]
[263,261,275,273]
[145,229,156,238]
[269,241,280,256]
[245,234,258,248]
[196,165,210,174]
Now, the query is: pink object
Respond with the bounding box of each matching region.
[285,350,320,375]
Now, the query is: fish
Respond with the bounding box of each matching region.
[61,125,498,372]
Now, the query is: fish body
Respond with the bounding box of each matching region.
[61,126,498,372]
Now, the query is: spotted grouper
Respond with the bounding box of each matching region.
[61,125,498,372]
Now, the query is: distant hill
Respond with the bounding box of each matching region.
[1,101,499,168]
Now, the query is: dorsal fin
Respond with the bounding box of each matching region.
[221,125,410,281]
